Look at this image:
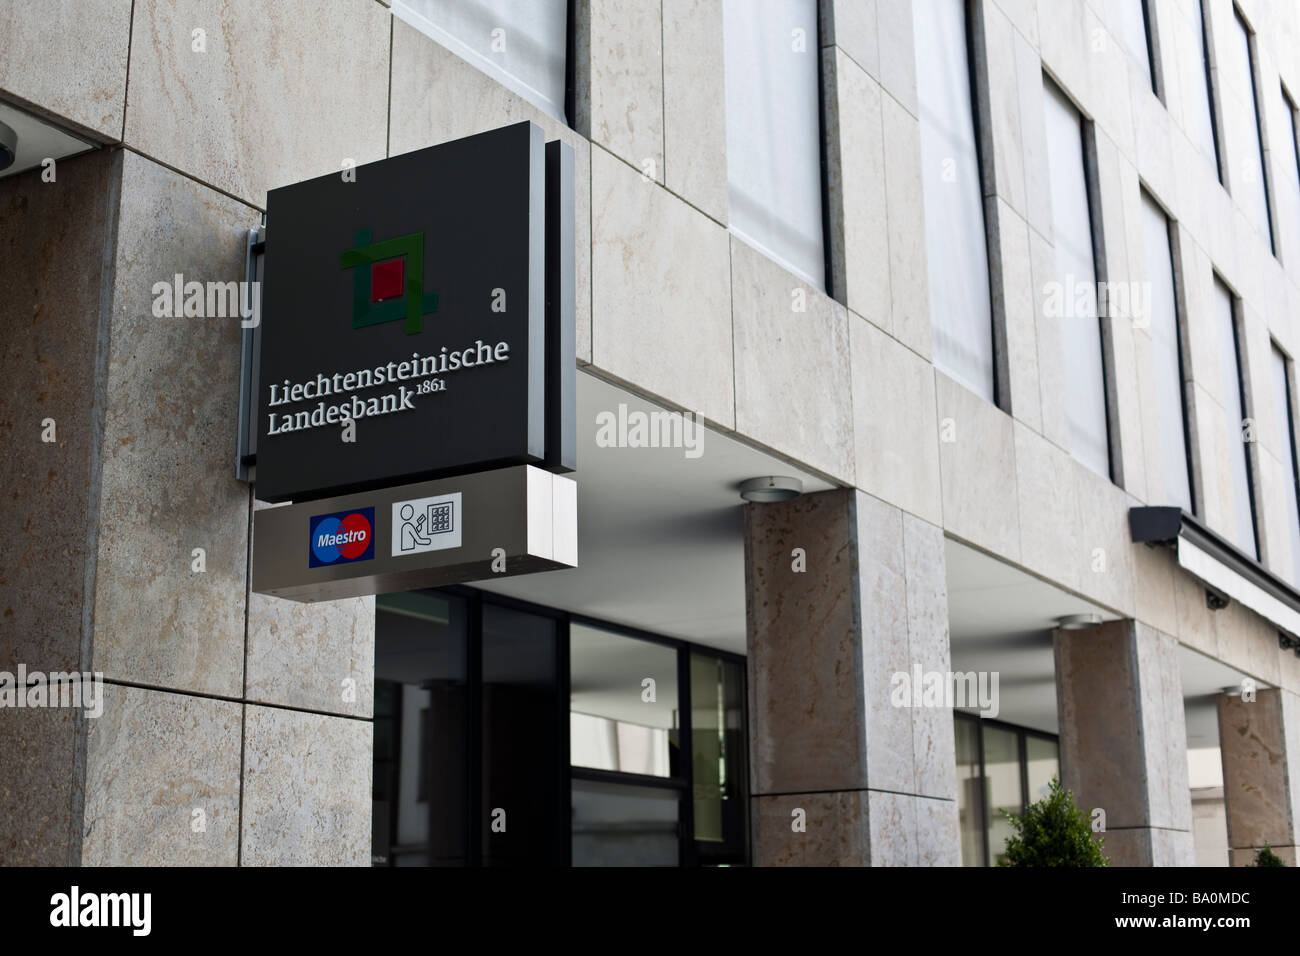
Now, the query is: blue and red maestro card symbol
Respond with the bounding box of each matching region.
[309,507,376,567]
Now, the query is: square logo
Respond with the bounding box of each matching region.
[392,493,462,557]
[309,507,376,568]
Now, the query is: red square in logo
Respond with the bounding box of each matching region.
[371,258,404,302]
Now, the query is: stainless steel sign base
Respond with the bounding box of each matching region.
[252,465,577,603]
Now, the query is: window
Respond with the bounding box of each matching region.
[569,621,749,866]
[1213,278,1258,558]
[570,623,679,778]
[723,0,826,288]
[1115,0,1158,96]
[983,725,1021,866]
[1181,0,1223,181]
[1271,345,1300,586]
[372,591,565,867]
[571,779,680,866]
[1025,736,1060,803]
[914,0,996,403]
[1280,87,1300,264]
[954,715,985,866]
[954,714,1060,867]
[1042,78,1111,480]
[392,0,570,123]
[1224,7,1275,252]
[479,603,562,865]
[1139,190,1194,511]
[374,590,749,867]
[372,591,472,866]
[689,653,748,861]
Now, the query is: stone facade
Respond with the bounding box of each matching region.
[3,0,1300,866]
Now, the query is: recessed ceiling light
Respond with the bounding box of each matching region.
[1056,613,1101,630]
[739,476,802,503]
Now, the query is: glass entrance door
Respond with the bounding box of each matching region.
[373,590,564,866]
[373,588,749,866]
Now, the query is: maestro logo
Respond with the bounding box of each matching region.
[340,229,440,335]
[309,507,376,567]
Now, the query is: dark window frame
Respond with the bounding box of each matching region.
[964,0,1007,412]
[563,0,577,129]
[815,35,834,297]
[1142,0,1165,101]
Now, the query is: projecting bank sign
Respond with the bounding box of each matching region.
[255,121,573,503]
[250,121,577,602]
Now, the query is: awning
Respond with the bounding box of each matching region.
[1129,506,1300,648]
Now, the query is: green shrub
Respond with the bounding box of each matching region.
[1254,845,1286,867]
[998,777,1109,867]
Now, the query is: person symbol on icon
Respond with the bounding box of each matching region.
[399,503,432,552]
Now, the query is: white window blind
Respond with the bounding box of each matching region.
[723,0,826,288]
[1181,0,1222,178]
[393,0,569,122]
[1279,89,1300,264]
[1224,8,1274,250]
[1115,0,1154,92]
[914,0,995,402]
[1139,191,1192,511]
[1213,278,1257,557]
[1042,79,1111,479]
[1271,346,1300,586]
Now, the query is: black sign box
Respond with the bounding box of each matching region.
[255,121,573,503]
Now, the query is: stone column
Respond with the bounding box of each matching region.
[744,487,959,866]
[1218,688,1300,866]
[1054,619,1195,865]
[0,148,375,866]
[0,149,120,866]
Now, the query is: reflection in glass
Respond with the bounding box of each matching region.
[1026,735,1060,804]
[984,726,1021,866]
[372,591,468,866]
[954,716,985,866]
[691,654,747,857]
[572,779,680,867]
[481,603,560,866]
[570,623,679,777]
